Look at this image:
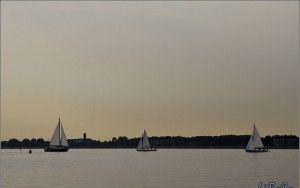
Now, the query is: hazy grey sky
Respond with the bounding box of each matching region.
[1,1,299,140]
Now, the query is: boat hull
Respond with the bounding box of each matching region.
[245,148,269,153]
[44,146,69,152]
[136,148,157,152]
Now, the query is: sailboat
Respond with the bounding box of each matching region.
[245,124,269,152]
[137,130,157,152]
[44,118,69,152]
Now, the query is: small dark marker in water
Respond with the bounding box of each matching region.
[29,149,32,154]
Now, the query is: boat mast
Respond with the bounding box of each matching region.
[141,132,144,149]
[59,118,61,146]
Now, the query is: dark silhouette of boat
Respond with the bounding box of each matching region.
[44,118,69,152]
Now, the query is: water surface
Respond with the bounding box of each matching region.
[0,149,298,188]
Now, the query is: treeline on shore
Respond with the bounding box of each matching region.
[1,135,298,149]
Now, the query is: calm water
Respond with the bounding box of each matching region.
[0,149,298,188]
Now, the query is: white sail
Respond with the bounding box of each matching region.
[49,121,60,146]
[142,130,151,149]
[60,124,69,147]
[246,124,264,150]
[137,134,143,150]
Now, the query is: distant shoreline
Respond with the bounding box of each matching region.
[2,135,298,149]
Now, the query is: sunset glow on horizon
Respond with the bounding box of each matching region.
[1,1,299,140]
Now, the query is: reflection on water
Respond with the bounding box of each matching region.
[0,149,298,188]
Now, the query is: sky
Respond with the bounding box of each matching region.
[1,1,299,140]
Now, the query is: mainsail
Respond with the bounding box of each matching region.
[142,130,151,149]
[49,118,69,147]
[60,124,69,147]
[50,120,61,146]
[246,124,264,150]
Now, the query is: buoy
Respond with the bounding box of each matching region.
[29,149,32,154]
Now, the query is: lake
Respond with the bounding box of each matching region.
[0,149,298,188]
